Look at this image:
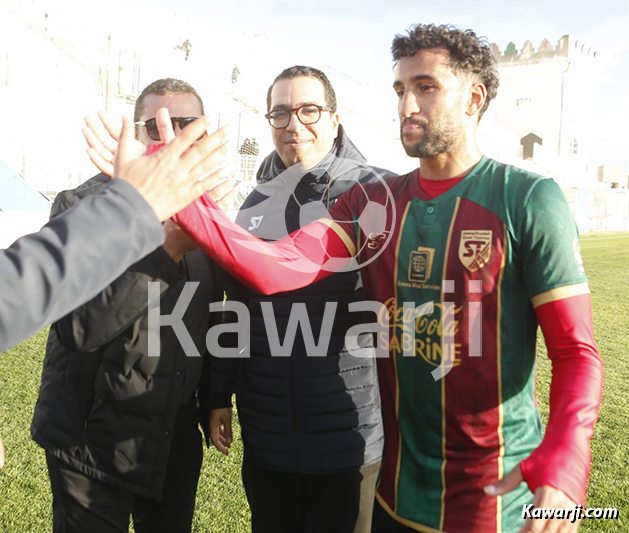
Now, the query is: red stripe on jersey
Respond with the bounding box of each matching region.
[442,199,506,532]
[375,202,413,512]
[376,355,401,511]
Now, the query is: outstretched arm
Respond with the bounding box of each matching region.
[173,193,352,295]
[52,217,194,352]
[82,111,361,295]
[0,109,233,473]
[0,109,228,351]
[0,179,163,352]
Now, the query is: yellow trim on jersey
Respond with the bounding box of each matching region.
[315,218,357,257]
[439,197,461,529]
[531,282,590,309]
[393,202,412,511]
[496,227,507,533]
[376,493,444,533]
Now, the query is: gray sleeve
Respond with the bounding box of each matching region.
[0,179,165,352]
[50,182,185,353]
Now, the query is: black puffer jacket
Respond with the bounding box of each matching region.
[211,126,387,473]
[31,174,224,498]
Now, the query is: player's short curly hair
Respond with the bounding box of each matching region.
[266,65,337,113]
[391,24,499,118]
[134,78,204,121]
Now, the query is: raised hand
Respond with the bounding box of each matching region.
[83,107,180,177]
[112,110,230,221]
[83,111,123,177]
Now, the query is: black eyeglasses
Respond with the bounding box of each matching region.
[265,104,332,129]
[134,116,198,141]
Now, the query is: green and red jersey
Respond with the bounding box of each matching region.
[174,156,600,533]
[324,157,589,532]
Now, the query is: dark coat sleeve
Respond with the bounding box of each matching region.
[0,179,164,352]
[50,183,186,353]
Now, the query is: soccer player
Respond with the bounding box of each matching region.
[89,24,603,533]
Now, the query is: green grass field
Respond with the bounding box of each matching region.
[1,232,627,532]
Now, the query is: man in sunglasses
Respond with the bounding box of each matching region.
[31,78,224,533]
[208,65,387,533]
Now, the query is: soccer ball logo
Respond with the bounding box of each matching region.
[199,155,396,274]
[282,157,395,273]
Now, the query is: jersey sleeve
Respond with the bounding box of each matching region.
[173,193,350,295]
[518,178,589,307]
[320,187,361,257]
[515,177,603,505]
[520,294,603,505]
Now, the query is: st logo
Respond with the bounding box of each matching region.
[459,230,492,272]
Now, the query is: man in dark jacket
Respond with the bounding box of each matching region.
[31,78,224,533]
[209,66,387,533]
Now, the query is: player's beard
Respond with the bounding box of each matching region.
[401,116,457,159]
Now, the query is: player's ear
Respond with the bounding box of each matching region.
[466,82,487,119]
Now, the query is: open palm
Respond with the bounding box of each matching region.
[82,109,176,177]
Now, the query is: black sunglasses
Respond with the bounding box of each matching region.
[134,116,198,141]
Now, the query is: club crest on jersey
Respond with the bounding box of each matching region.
[408,247,435,283]
[459,230,492,272]
[367,232,388,250]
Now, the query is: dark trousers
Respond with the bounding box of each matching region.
[46,400,203,533]
[242,453,381,533]
[371,498,417,532]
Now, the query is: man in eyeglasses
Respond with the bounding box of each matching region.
[30,78,224,533]
[208,65,387,533]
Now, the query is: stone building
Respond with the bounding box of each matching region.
[485,35,598,187]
